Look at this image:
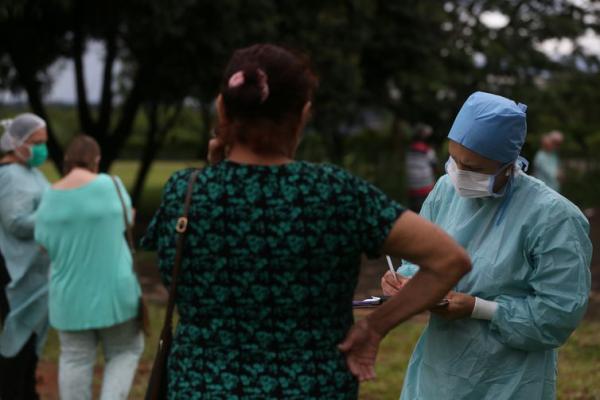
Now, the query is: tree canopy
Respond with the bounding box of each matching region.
[1,0,599,203]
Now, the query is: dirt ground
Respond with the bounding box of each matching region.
[35,209,600,398]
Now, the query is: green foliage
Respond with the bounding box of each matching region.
[2,0,595,152]
[561,166,600,209]
[341,128,408,204]
[557,321,600,399]
[2,0,600,207]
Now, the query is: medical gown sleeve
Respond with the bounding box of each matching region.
[489,215,591,351]
[0,186,36,239]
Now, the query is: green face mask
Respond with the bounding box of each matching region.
[27,143,48,167]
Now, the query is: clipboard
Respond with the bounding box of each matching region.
[352,296,389,308]
[352,296,449,309]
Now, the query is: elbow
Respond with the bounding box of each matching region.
[444,247,472,281]
[457,248,472,274]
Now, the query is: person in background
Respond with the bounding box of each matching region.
[0,113,50,400]
[382,92,591,400]
[405,124,438,212]
[143,43,471,399]
[34,135,144,400]
[533,130,564,192]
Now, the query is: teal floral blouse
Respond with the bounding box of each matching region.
[142,160,404,399]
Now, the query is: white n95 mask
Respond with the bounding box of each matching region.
[445,157,510,198]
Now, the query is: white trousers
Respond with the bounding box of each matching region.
[58,318,144,400]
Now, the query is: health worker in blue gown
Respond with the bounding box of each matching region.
[381,91,592,400]
[0,113,50,400]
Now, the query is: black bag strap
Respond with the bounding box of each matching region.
[161,169,201,337]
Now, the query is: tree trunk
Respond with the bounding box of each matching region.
[131,104,159,207]
[100,70,147,172]
[98,33,117,135]
[131,102,182,207]
[73,27,93,134]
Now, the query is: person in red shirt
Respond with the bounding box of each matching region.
[406,124,438,212]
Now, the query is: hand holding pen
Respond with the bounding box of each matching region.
[381,270,409,296]
[385,255,398,281]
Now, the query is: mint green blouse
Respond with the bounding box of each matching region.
[34,174,140,331]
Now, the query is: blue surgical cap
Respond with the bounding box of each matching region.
[448,91,527,164]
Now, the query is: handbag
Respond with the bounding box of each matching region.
[144,169,201,400]
[112,176,150,336]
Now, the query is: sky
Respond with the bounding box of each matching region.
[47,41,109,104]
[2,11,600,104]
[0,41,109,104]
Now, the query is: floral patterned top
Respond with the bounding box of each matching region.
[142,160,404,399]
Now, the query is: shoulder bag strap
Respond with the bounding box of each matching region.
[161,169,201,335]
[112,176,136,255]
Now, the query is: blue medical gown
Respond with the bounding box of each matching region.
[398,172,591,400]
[0,164,50,357]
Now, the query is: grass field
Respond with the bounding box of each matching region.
[39,305,600,400]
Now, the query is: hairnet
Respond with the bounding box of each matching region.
[448,92,527,164]
[0,113,46,152]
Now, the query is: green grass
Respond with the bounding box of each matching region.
[556,322,600,399]
[40,306,600,400]
[561,166,600,209]
[358,319,424,400]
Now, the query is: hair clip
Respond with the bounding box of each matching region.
[228,71,245,88]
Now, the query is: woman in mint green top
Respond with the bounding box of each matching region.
[35,173,140,329]
[34,135,143,400]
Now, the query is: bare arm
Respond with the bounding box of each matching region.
[370,210,470,334]
[339,210,470,380]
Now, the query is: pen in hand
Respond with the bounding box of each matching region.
[385,255,398,282]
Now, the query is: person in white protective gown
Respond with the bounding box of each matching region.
[381,92,592,400]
